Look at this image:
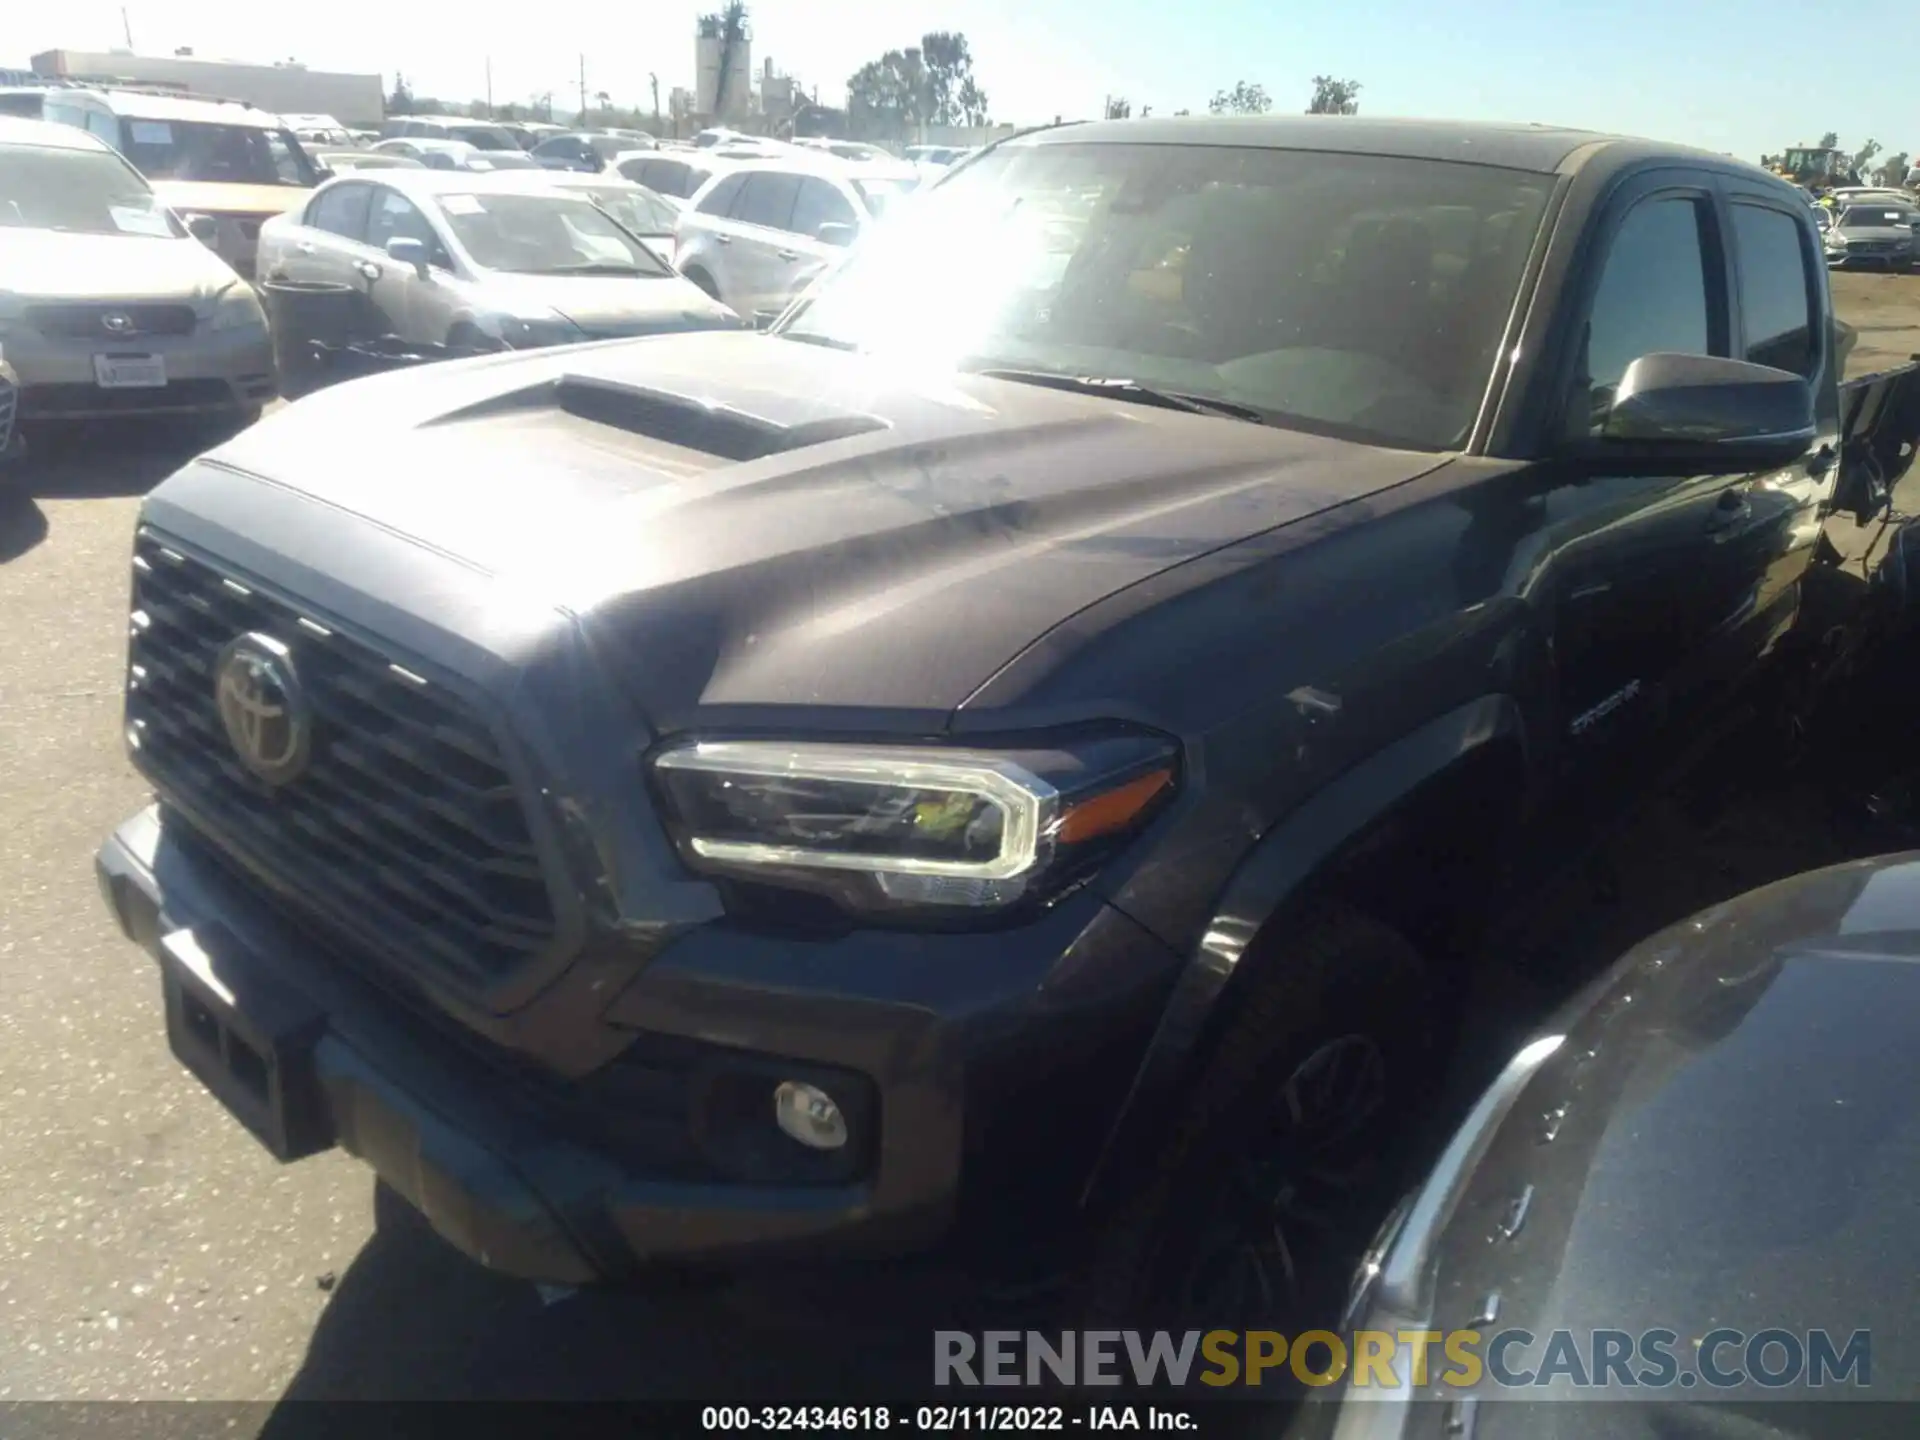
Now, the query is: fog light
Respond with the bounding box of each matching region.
[773,1080,848,1151]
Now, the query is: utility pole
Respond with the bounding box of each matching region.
[650,72,660,123]
[121,7,134,47]
[577,55,586,124]
[484,57,492,116]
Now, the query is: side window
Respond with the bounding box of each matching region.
[366,188,449,266]
[88,111,120,145]
[1579,195,1720,429]
[732,172,802,231]
[697,172,746,216]
[44,101,87,131]
[790,177,857,238]
[264,131,304,185]
[1731,203,1817,378]
[308,182,372,240]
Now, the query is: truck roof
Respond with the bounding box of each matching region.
[67,86,285,127]
[1018,114,1731,176]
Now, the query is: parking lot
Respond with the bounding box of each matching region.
[3,268,1919,1410]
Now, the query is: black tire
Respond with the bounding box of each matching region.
[1078,903,1435,1332]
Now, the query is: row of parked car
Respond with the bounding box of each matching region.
[1806,184,1920,270]
[0,80,955,457]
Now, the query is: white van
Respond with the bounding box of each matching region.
[40,87,320,277]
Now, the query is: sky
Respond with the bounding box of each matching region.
[7,0,1913,166]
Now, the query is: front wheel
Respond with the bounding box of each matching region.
[1080,904,1435,1331]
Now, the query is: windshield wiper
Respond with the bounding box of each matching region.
[971,368,1268,424]
[777,331,858,352]
[541,261,649,276]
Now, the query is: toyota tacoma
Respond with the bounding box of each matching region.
[95,116,1920,1322]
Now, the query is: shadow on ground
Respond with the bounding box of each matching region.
[0,421,224,564]
[261,1197,985,1410]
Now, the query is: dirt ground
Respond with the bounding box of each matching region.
[1833,268,1920,376]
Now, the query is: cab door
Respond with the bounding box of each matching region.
[1524,176,1774,779]
[1705,186,1844,677]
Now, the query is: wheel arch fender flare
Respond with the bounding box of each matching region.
[1080,692,1531,1212]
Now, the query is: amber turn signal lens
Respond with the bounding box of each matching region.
[1056,768,1174,845]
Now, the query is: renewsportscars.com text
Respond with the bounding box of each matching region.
[934,1329,1872,1391]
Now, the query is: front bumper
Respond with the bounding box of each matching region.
[98,803,1180,1283]
[5,324,275,420]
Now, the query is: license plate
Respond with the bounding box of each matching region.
[159,926,332,1161]
[93,354,167,389]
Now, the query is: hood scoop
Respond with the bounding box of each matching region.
[531,373,889,461]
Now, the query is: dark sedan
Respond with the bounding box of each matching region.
[1296,853,1920,1437]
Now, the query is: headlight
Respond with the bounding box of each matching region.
[208,286,267,332]
[650,732,1178,919]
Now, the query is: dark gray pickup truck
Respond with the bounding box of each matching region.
[95,116,1920,1325]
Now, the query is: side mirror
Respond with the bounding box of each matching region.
[815,221,857,248]
[1590,352,1816,472]
[185,214,219,244]
[385,236,431,278]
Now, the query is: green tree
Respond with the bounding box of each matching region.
[1307,75,1361,114]
[1105,96,1132,119]
[386,73,414,115]
[1209,80,1271,115]
[1818,130,1840,150]
[1875,150,1911,186]
[848,48,929,140]
[920,32,987,126]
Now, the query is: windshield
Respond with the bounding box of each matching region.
[0,144,185,237]
[851,176,917,216]
[573,183,678,234]
[437,190,671,276]
[118,119,317,187]
[1840,206,1916,227]
[450,124,519,152]
[780,142,1552,450]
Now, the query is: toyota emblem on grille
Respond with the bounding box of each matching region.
[102,311,134,334]
[214,632,311,786]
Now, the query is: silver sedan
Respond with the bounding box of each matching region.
[255,168,741,354]
[0,116,274,428]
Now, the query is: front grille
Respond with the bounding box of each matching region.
[29,302,197,339]
[125,531,560,991]
[21,380,233,417]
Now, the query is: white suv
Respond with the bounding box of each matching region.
[673,158,920,321]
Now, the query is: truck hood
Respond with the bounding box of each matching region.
[150,180,310,218]
[0,229,241,301]
[186,331,1445,724]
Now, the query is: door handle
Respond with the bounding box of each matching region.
[1808,443,1837,478]
[356,260,382,281]
[776,249,799,261]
